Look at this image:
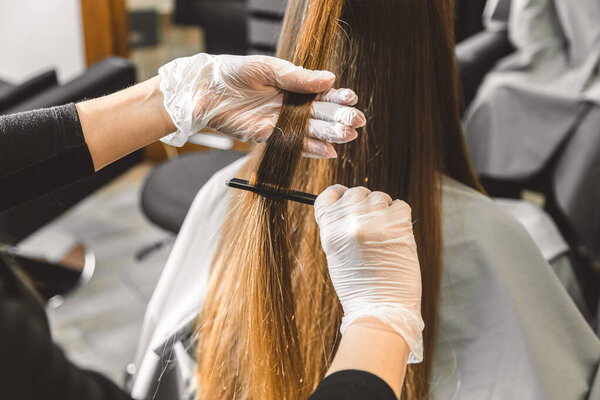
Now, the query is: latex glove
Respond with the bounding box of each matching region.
[158,53,366,157]
[314,185,424,363]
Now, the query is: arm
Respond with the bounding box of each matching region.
[310,186,424,399]
[76,76,173,171]
[0,53,364,210]
[0,104,95,212]
[309,318,409,400]
[325,317,409,397]
[80,53,366,170]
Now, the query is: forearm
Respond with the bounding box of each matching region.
[0,104,95,212]
[77,76,175,171]
[326,317,409,399]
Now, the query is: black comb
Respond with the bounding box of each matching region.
[226,178,317,205]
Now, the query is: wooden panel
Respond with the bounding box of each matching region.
[80,0,129,66]
[109,0,129,57]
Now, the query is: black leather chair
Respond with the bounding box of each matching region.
[140,151,245,234]
[0,57,142,245]
[173,0,248,55]
[0,70,58,112]
[247,0,287,55]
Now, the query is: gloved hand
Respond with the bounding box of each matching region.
[314,185,424,363]
[158,53,366,157]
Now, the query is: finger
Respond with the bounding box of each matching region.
[365,191,394,209]
[308,119,358,144]
[311,102,366,127]
[316,88,359,106]
[391,199,411,212]
[340,186,371,205]
[390,200,413,219]
[314,184,349,224]
[302,137,337,159]
[263,57,336,93]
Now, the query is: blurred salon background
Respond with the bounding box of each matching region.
[0,0,598,389]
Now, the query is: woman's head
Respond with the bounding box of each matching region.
[196,0,482,399]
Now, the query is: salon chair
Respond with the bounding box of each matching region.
[455,1,600,318]
[247,0,287,55]
[173,0,288,56]
[0,57,142,245]
[0,244,96,305]
[173,0,248,55]
[140,151,246,235]
[0,70,58,113]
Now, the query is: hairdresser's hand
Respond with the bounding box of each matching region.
[158,53,366,156]
[314,185,424,362]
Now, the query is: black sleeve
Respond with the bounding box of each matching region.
[0,258,133,400]
[308,370,397,400]
[0,104,95,212]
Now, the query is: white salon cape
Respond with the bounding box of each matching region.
[130,156,600,400]
[465,0,600,262]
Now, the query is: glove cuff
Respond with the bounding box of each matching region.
[158,53,215,147]
[340,305,424,363]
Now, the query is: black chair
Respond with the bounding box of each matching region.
[0,70,58,112]
[0,244,95,304]
[0,57,142,245]
[140,151,246,235]
[247,0,287,55]
[173,0,248,55]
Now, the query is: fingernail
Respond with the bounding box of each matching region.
[326,146,338,158]
[341,89,358,105]
[317,70,336,80]
[344,127,358,141]
[355,110,367,127]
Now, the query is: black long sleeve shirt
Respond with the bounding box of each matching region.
[0,105,396,400]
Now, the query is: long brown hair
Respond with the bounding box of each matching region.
[196,0,483,399]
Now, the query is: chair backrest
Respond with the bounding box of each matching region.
[0,70,58,114]
[455,0,488,42]
[247,0,287,55]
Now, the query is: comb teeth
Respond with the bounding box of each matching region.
[226,178,317,206]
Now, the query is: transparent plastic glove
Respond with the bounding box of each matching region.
[314,185,424,363]
[158,53,366,157]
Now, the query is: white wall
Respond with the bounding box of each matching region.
[127,0,173,14]
[0,0,85,84]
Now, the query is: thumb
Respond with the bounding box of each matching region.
[264,57,336,94]
[314,184,348,225]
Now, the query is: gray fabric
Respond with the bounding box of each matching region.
[432,178,600,399]
[494,198,568,261]
[553,106,600,262]
[130,158,600,399]
[549,254,590,321]
[465,0,600,261]
[483,0,512,29]
[493,198,589,319]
